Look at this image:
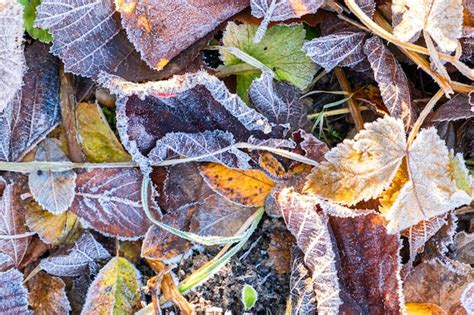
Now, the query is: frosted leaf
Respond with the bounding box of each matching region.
[454,231,474,264]
[0,0,25,112]
[0,42,60,162]
[384,128,472,233]
[149,130,251,169]
[249,71,308,131]
[0,252,13,271]
[305,116,406,206]
[277,187,343,314]
[251,0,324,42]
[71,168,152,239]
[431,94,474,122]
[287,247,317,315]
[35,0,157,80]
[0,180,30,271]
[0,269,30,314]
[291,129,328,162]
[364,36,414,128]
[28,139,77,215]
[461,282,474,314]
[303,31,367,72]
[40,231,111,276]
[392,0,463,52]
[116,0,249,70]
[27,271,71,315]
[355,0,376,18]
[81,257,142,315]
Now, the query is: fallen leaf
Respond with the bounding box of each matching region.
[71,168,152,239]
[40,231,111,276]
[291,129,329,162]
[405,303,446,315]
[454,231,474,264]
[461,282,474,314]
[76,102,131,163]
[431,94,474,122]
[0,41,60,161]
[0,0,25,111]
[0,269,30,314]
[116,0,249,70]
[199,162,275,207]
[27,271,71,315]
[221,22,317,101]
[364,36,414,128]
[18,0,52,43]
[28,139,77,215]
[82,257,142,315]
[267,227,294,274]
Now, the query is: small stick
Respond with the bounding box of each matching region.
[334,67,365,130]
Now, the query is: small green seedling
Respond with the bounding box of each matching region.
[241,284,258,311]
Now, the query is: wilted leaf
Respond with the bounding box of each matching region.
[364,36,414,128]
[82,257,142,315]
[28,139,77,215]
[199,162,275,207]
[303,31,367,72]
[0,269,30,314]
[18,0,52,43]
[431,94,474,122]
[35,0,158,80]
[24,200,80,246]
[404,258,474,313]
[287,247,317,314]
[221,22,317,101]
[27,271,71,315]
[71,168,151,239]
[454,231,474,264]
[392,0,463,52]
[116,0,249,70]
[76,102,130,162]
[40,231,111,276]
[0,41,60,162]
[249,71,309,132]
[291,129,329,162]
[0,0,25,112]
[0,179,30,271]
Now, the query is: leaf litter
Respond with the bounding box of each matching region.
[0,0,473,313]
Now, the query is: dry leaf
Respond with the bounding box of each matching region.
[0,269,30,314]
[461,282,474,314]
[116,0,249,70]
[27,271,71,315]
[454,231,474,264]
[405,303,447,314]
[431,94,474,122]
[82,257,142,315]
[199,162,275,207]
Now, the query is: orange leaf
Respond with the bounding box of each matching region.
[406,303,446,315]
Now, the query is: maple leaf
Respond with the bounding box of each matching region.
[26,271,71,315]
[0,0,25,112]
[392,0,464,52]
[0,269,30,314]
[35,0,158,80]
[40,231,111,276]
[28,139,77,215]
[116,0,249,70]
[0,42,60,162]
[82,257,142,315]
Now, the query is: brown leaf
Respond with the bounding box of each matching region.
[27,271,71,315]
[431,94,474,122]
[267,227,294,274]
[454,231,474,265]
[116,0,249,70]
[0,269,30,314]
[291,129,328,162]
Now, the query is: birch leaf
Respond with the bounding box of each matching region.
[71,168,151,239]
[0,0,25,112]
[28,139,77,215]
[364,36,414,128]
[116,0,249,70]
[82,257,142,315]
[392,0,463,52]
[0,269,30,314]
[40,231,111,276]
[27,271,71,315]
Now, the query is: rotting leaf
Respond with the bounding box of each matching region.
[71,168,152,239]
[0,0,25,112]
[28,139,77,215]
[199,162,275,207]
[0,269,30,314]
[18,0,52,43]
[40,231,111,276]
[0,41,60,162]
[364,36,414,128]
[81,257,142,315]
[116,0,249,70]
[76,102,131,163]
[27,271,71,315]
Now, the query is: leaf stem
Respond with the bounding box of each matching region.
[334,67,365,130]
[0,231,36,240]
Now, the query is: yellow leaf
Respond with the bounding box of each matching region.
[199,162,275,207]
[406,303,446,315]
[258,152,286,178]
[76,102,131,162]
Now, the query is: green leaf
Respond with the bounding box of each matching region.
[18,0,52,43]
[221,22,317,102]
[76,102,131,163]
[82,257,142,315]
[241,284,258,310]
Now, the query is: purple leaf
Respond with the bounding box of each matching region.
[0,269,30,314]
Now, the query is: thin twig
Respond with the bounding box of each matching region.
[334,67,365,130]
[0,231,36,240]
[307,105,371,119]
